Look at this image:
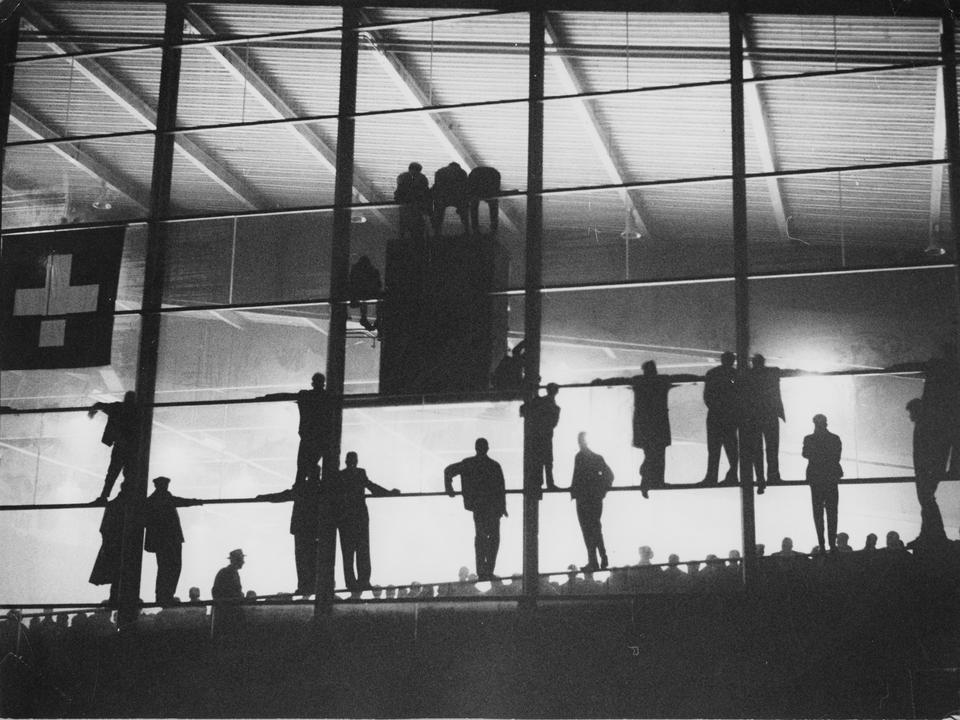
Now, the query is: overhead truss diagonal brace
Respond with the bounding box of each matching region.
[356,9,520,234]
[740,18,791,242]
[19,8,267,210]
[544,14,651,240]
[183,6,389,224]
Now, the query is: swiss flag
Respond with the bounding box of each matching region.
[1,227,125,369]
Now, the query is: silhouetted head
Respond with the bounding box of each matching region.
[188,587,200,602]
[728,549,741,561]
[311,373,325,391]
[345,451,358,468]
[245,590,257,600]
[865,533,877,549]
[781,537,793,552]
[123,391,136,405]
[577,431,589,451]
[885,530,901,549]
[906,398,922,423]
[642,360,657,377]
[152,476,171,491]
[458,566,470,582]
[475,437,489,456]
[668,553,680,566]
[812,413,827,430]
[720,351,735,368]
[546,382,559,397]
[372,585,383,598]
[638,545,654,564]
[228,548,245,568]
[755,543,765,557]
[752,354,766,368]
[408,162,422,174]
[448,161,461,170]
[836,532,849,548]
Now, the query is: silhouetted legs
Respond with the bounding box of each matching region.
[100,439,135,500]
[293,533,318,595]
[640,444,666,496]
[469,198,499,234]
[432,202,469,236]
[809,484,838,552]
[472,509,501,580]
[576,498,607,569]
[154,543,182,605]
[530,437,555,489]
[295,438,324,485]
[914,431,950,543]
[741,415,779,489]
[339,509,372,593]
[704,412,738,483]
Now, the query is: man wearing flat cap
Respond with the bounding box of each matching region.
[144,476,202,606]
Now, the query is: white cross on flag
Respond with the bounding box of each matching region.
[1,227,125,369]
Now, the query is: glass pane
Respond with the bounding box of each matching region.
[749,268,957,370]
[746,15,940,78]
[755,483,944,559]
[540,282,736,385]
[0,508,118,605]
[2,136,155,229]
[544,84,731,191]
[156,306,328,403]
[169,122,339,215]
[341,401,523,493]
[162,214,333,306]
[1,315,142,410]
[745,67,939,176]
[355,11,529,114]
[16,2,166,60]
[543,181,733,285]
[546,12,730,94]
[747,168,954,273]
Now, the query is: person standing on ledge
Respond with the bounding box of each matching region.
[699,351,740,486]
[520,382,561,490]
[144,476,203,606]
[802,414,843,554]
[569,432,614,572]
[258,373,333,485]
[444,438,507,581]
[88,390,139,504]
[593,361,700,498]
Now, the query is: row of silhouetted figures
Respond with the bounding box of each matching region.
[59,342,960,607]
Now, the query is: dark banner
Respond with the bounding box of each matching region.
[1,226,126,370]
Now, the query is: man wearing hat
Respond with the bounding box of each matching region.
[144,476,203,606]
[213,548,245,601]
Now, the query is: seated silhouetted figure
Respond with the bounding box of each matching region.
[467,166,501,234]
[861,533,878,552]
[630,545,664,592]
[771,537,806,571]
[88,391,138,504]
[491,340,525,391]
[431,161,469,236]
[348,256,382,332]
[835,532,853,553]
[663,554,692,593]
[802,414,843,554]
[395,162,431,242]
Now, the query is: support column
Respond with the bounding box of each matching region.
[730,1,758,587]
[315,4,359,614]
[120,0,184,624]
[942,13,960,329]
[521,8,545,606]
[0,7,19,204]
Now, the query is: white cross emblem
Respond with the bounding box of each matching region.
[13,253,100,347]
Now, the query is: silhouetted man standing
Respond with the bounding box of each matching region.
[88,391,138,503]
[802,414,843,553]
[444,438,507,581]
[144,476,203,606]
[467,166,501,234]
[906,398,948,548]
[431,161,469,236]
[260,373,333,484]
[594,361,700,498]
[520,383,561,489]
[395,162,431,242]
[700,351,739,486]
[335,451,399,595]
[569,432,614,571]
[741,354,798,492]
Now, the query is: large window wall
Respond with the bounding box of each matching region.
[1,2,957,608]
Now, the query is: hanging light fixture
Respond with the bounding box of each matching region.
[619,209,642,241]
[91,182,113,211]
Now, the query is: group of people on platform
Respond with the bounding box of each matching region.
[78,339,959,604]
[395,161,501,240]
